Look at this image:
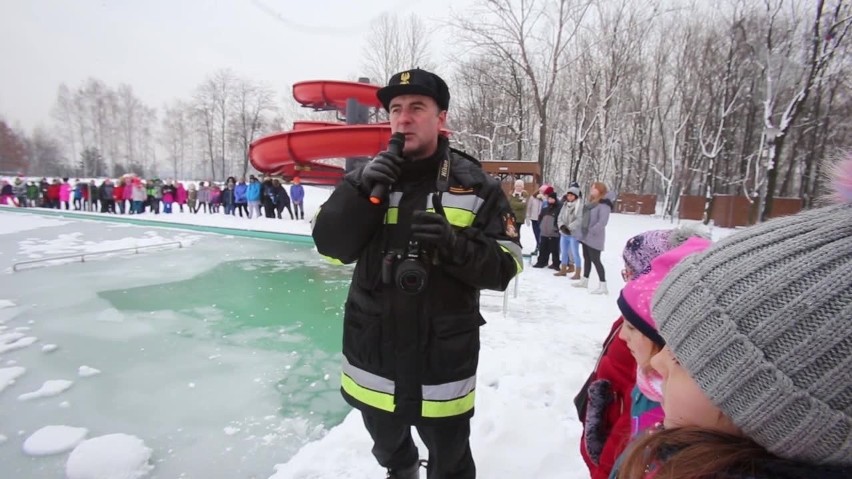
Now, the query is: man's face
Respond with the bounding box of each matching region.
[388,94,446,160]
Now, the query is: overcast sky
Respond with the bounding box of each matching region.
[0,0,468,130]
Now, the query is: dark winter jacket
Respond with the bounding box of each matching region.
[274,185,290,207]
[538,198,562,237]
[312,136,523,424]
[221,187,235,207]
[99,182,114,201]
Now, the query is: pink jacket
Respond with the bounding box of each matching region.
[59,183,71,202]
[176,184,187,204]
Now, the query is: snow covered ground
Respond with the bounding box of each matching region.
[0,185,735,478]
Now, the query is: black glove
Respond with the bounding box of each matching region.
[359,151,403,196]
[560,225,570,235]
[411,211,457,252]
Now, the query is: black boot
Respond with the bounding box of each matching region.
[386,460,425,479]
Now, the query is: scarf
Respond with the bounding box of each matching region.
[636,366,664,403]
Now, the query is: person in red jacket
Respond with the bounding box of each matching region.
[576,224,710,479]
[114,178,126,214]
[47,179,61,209]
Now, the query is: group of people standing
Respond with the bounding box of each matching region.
[508,179,613,295]
[0,174,307,220]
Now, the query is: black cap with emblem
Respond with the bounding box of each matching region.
[376,68,450,112]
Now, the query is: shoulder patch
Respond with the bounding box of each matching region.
[502,213,519,238]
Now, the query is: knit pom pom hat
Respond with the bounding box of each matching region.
[623,224,711,279]
[618,237,712,347]
[651,155,852,466]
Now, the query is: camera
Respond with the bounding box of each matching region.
[382,241,429,295]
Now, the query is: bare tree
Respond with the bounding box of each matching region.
[230,78,276,177]
[454,0,593,173]
[361,13,435,84]
[758,0,850,221]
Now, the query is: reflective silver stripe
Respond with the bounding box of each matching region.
[434,192,485,215]
[387,192,404,208]
[342,357,395,394]
[422,375,477,401]
[498,240,523,264]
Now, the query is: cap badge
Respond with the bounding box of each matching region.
[399,71,411,85]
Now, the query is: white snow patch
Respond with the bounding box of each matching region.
[18,379,73,401]
[223,427,240,436]
[78,366,101,377]
[0,433,7,444]
[66,434,154,479]
[23,425,88,456]
[60,401,71,408]
[0,366,26,393]
[42,344,58,353]
[0,299,16,309]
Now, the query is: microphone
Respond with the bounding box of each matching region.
[369,133,405,205]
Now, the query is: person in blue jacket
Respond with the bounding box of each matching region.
[246,175,262,219]
[290,177,305,220]
[234,177,249,217]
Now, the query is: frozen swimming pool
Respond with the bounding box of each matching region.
[0,212,351,478]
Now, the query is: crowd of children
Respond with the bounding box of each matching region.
[0,174,307,220]
[562,156,851,479]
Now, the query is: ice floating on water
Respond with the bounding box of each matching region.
[66,433,154,479]
[42,344,58,353]
[0,366,26,393]
[23,425,88,456]
[0,335,38,354]
[78,366,101,377]
[0,299,16,309]
[18,379,73,401]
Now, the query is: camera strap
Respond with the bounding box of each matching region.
[432,150,451,217]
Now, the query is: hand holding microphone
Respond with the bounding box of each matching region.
[364,133,405,204]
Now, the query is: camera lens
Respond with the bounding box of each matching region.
[395,258,428,294]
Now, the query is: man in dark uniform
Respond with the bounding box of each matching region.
[312,69,523,479]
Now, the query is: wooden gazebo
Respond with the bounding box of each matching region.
[480,161,542,196]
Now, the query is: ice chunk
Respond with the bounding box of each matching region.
[78,366,101,377]
[0,336,37,354]
[23,425,88,456]
[42,344,59,353]
[66,434,154,479]
[0,366,25,393]
[18,379,73,401]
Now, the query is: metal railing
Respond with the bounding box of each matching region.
[12,241,184,272]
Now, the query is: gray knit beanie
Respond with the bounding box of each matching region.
[651,202,852,466]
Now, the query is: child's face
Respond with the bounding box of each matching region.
[618,322,656,368]
[651,347,741,435]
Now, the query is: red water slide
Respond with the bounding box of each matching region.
[249,80,388,185]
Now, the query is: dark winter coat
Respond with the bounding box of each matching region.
[312,136,522,424]
[220,187,235,207]
[274,185,290,207]
[538,198,562,238]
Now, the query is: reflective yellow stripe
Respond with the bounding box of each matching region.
[341,373,396,413]
[499,242,524,274]
[384,207,399,224]
[320,255,345,265]
[443,207,476,228]
[422,390,476,418]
